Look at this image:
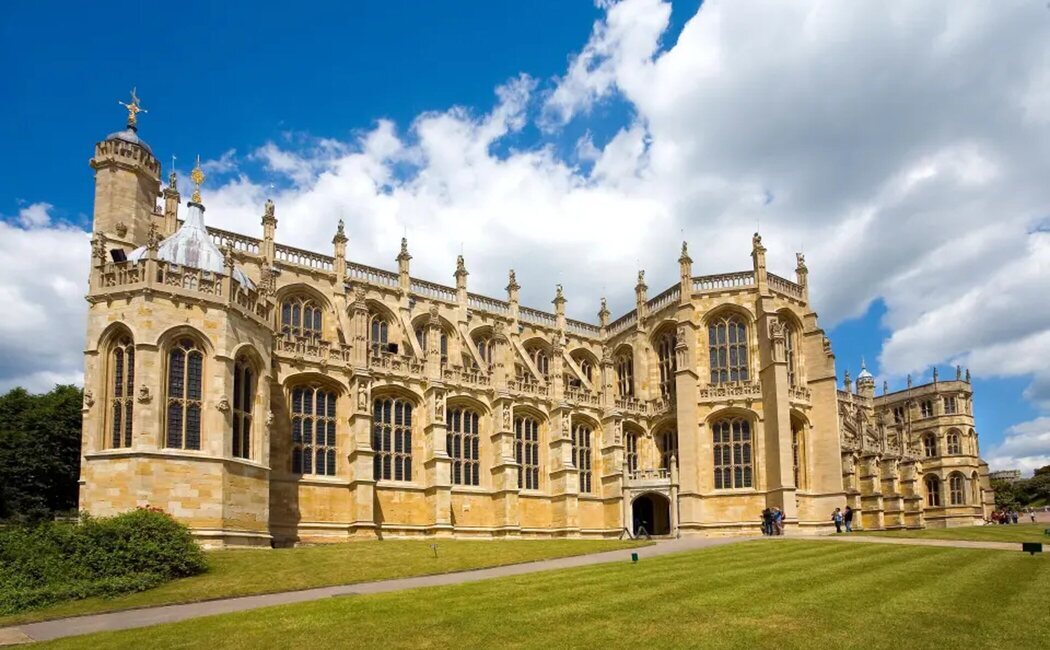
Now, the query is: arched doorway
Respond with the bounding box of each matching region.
[632,493,671,536]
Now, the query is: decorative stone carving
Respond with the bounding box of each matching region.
[136,384,152,403]
[266,411,275,427]
[357,379,371,412]
[115,221,128,237]
[146,222,161,253]
[433,389,447,423]
[502,403,512,431]
[83,389,95,409]
[92,232,107,262]
[216,397,231,413]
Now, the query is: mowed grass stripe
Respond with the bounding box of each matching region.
[40,540,1050,650]
[0,539,646,627]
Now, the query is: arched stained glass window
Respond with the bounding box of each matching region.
[291,385,337,476]
[656,329,677,399]
[625,430,639,474]
[925,475,941,507]
[281,296,323,339]
[949,473,965,505]
[110,335,135,448]
[373,397,413,481]
[369,313,389,357]
[713,418,752,489]
[447,407,480,486]
[709,315,749,384]
[166,338,203,450]
[657,430,678,470]
[573,423,593,494]
[515,415,540,490]
[232,356,254,460]
[615,352,634,398]
[946,431,961,455]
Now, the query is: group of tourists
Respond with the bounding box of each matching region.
[989,509,1036,525]
[831,506,855,533]
[760,507,785,535]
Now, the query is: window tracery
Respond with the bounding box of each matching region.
[232,356,254,459]
[291,385,336,476]
[281,296,322,339]
[447,407,480,486]
[373,396,413,481]
[572,422,593,494]
[713,418,752,489]
[109,335,135,449]
[166,338,203,450]
[514,415,540,490]
[709,315,749,384]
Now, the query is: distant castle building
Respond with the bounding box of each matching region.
[78,95,994,547]
[988,470,1022,483]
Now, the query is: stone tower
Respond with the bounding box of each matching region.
[89,89,161,249]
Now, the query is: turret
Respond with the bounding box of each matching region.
[162,169,180,236]
[856,359,875,399]
[89,88,161,249]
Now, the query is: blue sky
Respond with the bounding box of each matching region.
[1,1,1048,473]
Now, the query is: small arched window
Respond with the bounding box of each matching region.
[946,431,961,455]
[920,400,934,418]
[792,422,804,488]
[416,327,449,365]
[369,313,389,357]
[109,335,135,449]
[291,385,337,476]
[615,351,634,398]
[925,475,941,507]
[231,356,254,460]
[923,433,938,458]
[579,358,593,383]
[474,334,493,367]
[709,315,749,384]
[166,338,204,450]
[656,329,677,399]
[971,471,981,505]
[529,346,549,378]
[625,429,639,474]
[447,407,480,486]
[514,415,540,490]
[657,430,678,470]
[713,418,752,489]
[373,397,413,481]
[281,296,323,340]
[949,473,966,505]
[573,422,594,494]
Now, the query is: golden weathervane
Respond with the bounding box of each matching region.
[190,155,205,203]
[118,87,147,128]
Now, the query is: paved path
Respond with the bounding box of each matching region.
[0,536,741,645]
[0,532,1038,645]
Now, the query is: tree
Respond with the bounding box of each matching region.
[0,385,83,521]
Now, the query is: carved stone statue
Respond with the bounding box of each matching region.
[83,389,95,409]
[216,397,231,413]
[136,384,152,404]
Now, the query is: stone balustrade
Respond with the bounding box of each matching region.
[508,378,551,397]
[347,262,400,288]
[369,351,426,375]
[698,381,763,403]
[275,243,335,272]
[692,271,755,292]
[442,365,491,388]
[768,272,804,300]
[564,387,600,407]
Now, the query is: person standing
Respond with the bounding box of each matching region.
[832,508,843,533]
[773,507,784,536]
[761,508,772,536]
[844,505,854,533]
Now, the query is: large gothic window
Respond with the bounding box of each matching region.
[514,415,540,490]
[474,334,493,367]
[109,335,135,449]
[416,327,449,365]
[291,385,337,476]
[447,407,480,486]
[373,397,413,481]
[166,338,203,450]
[656,329,677,399]
[792,423,805,488]
[231,356,254,460]
[528,346,550,378]
[925,475,941,507]
[713,418,753,489]
[281,296,322,339]
[369,313,389,357]
[573,423,594,494]
[709,315,749,384]
[615,352,634,398]
[625,430,639,474]
[949,473,965,505]
[657,430,678,470]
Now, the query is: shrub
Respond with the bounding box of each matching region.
[0,507,207,615]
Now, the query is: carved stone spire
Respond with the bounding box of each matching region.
[332,219,348,245]
[598,297,610,328]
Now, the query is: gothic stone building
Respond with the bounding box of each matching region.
[79,107,995,547]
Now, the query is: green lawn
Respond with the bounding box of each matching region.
[41,540,1050,650]
[858,523,1050,544]
[0,539,645,627]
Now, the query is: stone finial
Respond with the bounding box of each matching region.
[262,198,276,224]
[397,236,411,262]
[167,170,178,191]
[844,369,852,390]
[553,283,565,305]
[222,241,235,269]
[678,241,692,265]
[956,365,962,380]
[332,219,348,245]
[965,368,971,383]
[598,297,610,325]
[883,380,889,395]
[907,374,913,388]
[636,270,646,288]
[796,251,807,272]
[455,254,468,278]
[752,231,765,253]
[932,366,939,383]
[506,269,520,292]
